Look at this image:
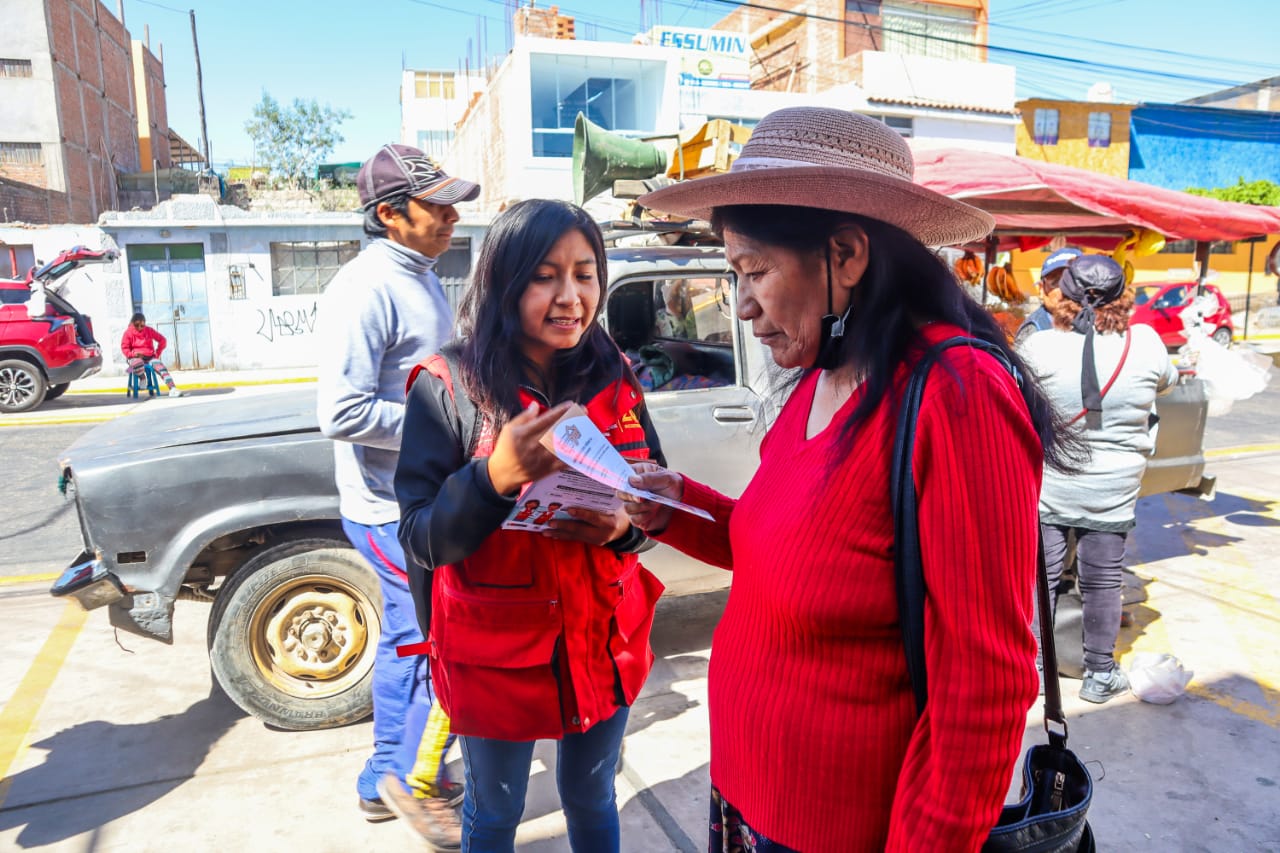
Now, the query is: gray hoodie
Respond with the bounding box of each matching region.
[316,238,453,525]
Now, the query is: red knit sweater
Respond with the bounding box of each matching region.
[660,325,1042,852]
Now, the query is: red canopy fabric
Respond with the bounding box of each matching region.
[912,148,1280,246]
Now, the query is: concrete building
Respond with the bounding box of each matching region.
[706,0,1015,151]
[443,1,1016,219]
[1128,103,1280,192]
[1014,97,1135,178]
[0,0,160,224]
[400,68,488,161]
[7,197,484,375]
[1182,75,1280,112]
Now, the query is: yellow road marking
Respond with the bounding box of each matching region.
[0,572,59,586]
[1206,443,1280,459]
[0,600,88,807]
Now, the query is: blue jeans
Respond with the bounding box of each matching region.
[458,706,629,853]
[344,517,438,801]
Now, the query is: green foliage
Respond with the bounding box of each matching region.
[1185,177,1280,206]
[244,92,352,188]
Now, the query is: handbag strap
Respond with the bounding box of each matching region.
[1067,328,1131,426]
[891,336,1068,749]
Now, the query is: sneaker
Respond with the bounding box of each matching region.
[358,795,395,822]
[1079,667,1130,704]
[377,772,462,850]
[168,388,184,398]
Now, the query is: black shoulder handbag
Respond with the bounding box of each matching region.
[891,336,1096,853]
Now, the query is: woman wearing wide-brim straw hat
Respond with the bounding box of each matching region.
[621,106,1078,852]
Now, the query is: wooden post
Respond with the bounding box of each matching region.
[1244,238,1257,341]
[981,234,998,304]
[1193,241,1210,297]
[190,10,210,170]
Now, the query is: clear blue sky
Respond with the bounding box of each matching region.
[122,0,1280,169]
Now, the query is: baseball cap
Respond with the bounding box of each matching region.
[356,143,480,209]
[1041,247,1083,276]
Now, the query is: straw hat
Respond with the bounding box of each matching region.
[639,107,994,247]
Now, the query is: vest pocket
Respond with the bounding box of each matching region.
[434,588,562,736]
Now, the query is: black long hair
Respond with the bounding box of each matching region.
[456,198,627,429]
[711,205,1075,472]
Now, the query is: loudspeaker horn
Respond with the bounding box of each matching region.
[572,112,668,205]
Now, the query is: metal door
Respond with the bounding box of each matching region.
[128,244,213,369]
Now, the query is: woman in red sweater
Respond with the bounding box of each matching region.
[627,108,1075,851]
[120,312,184,397]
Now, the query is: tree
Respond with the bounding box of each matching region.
[244,92,351,188]
[1185,177,1280,206]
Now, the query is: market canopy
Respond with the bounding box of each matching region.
[912,148,1280,246]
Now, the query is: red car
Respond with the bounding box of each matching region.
[0,246,112,413]
[1132,281,1234,348]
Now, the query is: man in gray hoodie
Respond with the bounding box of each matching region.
[316,143,478,847]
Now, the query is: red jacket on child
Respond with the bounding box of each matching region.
[121,325,166,359]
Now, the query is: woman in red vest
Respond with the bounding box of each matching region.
[624,107,1078,851]
[395,199,665,852]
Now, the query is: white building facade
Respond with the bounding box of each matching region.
[400,69,488,161]
[440,26,1017,220]
[8,196,486,375]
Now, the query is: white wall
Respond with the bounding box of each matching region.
[399,69,487,156]
[909,114,1017,154]
[857,52,1017,114]
[0,3,66,192]
[0,223,120,337]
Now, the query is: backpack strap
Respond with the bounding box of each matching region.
[408,347,483,461]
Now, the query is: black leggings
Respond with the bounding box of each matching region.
[1036,523,1127,674]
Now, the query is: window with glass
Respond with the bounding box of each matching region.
[1033,108,1059,145]
[416,129,453,160]
[608,276,736,391]
[881,1,978,61]
[1,243,35,279]
[1087,111,1112,147]
[529,54,664,158]
[0,59,33,78]
[269,241,360,296]
[414,71,455,100]
[0,142,42,164]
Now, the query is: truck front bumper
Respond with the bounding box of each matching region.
[51,550,124,610]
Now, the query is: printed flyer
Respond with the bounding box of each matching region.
[501,405,713,531]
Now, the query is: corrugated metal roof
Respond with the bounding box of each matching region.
[867,96,1015,116]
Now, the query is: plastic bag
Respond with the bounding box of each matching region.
[1182,331,1273,416]
[1128,652,1194,704]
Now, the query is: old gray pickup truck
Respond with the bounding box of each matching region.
[51,243,1213,730]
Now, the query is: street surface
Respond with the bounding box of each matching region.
[0,381,1277,850]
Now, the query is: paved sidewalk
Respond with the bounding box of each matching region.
[0,367,317,428]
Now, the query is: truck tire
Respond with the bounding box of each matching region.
[208,541,381,731]
[0,359,47,413]
[45,382,70,400]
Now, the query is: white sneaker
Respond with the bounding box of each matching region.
[168,388,184,398]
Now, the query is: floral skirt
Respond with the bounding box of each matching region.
[709,786,800,853]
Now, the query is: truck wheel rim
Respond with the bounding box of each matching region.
[0,366,37,408]
[249,574,378,699]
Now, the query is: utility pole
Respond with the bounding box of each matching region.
[190,9,210,170]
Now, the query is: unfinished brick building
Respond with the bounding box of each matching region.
[0,0,169,224]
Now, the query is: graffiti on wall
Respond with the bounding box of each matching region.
[256,302,317,342]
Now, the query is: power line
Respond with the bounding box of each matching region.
[687,0,1272,96]
[131,0,187,14]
